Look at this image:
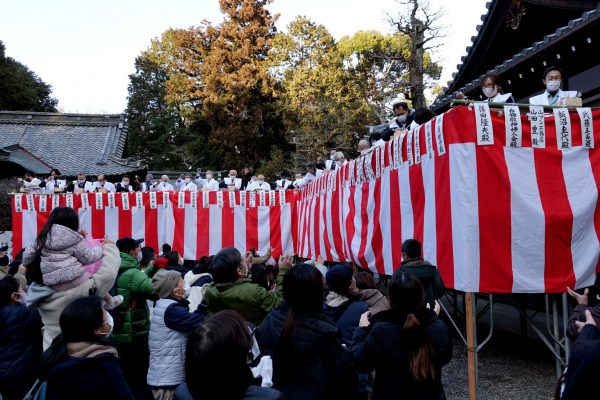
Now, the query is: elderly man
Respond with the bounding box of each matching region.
[203,170,220,191]
[141,174,155,192]
[116,175,135,192]
[324,149,338,171]
[93,174,116,193]
[154,175,174,191]
[357,138,371,155]
[248,175,270,191]
[334,151,347,168]
[67,173,94,193]
[223,170,242,191]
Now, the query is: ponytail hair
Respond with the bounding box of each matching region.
[402,313,437,381]
[388,271,438,382]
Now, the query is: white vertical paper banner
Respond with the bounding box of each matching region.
[425,120,434,159]
[269,190,276,206]
[178,191,185,208]
[162,191,169,208]
[435,114,446,155]
[258,191,266,207]
[504,105,523,148]
[375,146,381,178]
[15,194,23,212]
[240,191,247,208]
[80,193,89,210]
[136,192,143,209]
[279,190,286,206]
[39,195,47,213]
[249,192,256,208]
[553,108,572,150]
[66,194,73,209]
[394,134,403,169]
[474,102,494,145]
[52,194,60,210]
[529,105,546,148]
[387,140,393,171]
[365,153,375,181]
[121,192,130,210]
[26,195,35,212]
[190,191,197,208]
[356,157,364,185]
[107,193,116,209]
[414,126,422,164]
[202,191,210,208]
[348,160,355,186]
[217,191,224,208]
[95,193,103,210]
[229,191,236,207]
[577,107,594,148]
[406,128,414,166]
[149,192,157,209]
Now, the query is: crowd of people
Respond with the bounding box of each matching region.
[1,206,453,400]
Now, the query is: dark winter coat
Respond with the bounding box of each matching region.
[351,308,452,400]
[256,303,355,400]
[567,303,600,340]
[401,259,445,306]
[561,324,600,400]
[166,264,189,279]
[323,294,369,346]
[45,348,134,400]
[0,304,43,399]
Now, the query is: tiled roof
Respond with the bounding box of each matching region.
[0,111,145,176]
[431,3,600,111]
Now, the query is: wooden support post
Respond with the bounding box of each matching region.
[465,292,478,400]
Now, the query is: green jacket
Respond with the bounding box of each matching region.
[203,268,287,326]
[400,259,445,306]
[112,252,157,345]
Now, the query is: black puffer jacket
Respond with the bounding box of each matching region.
[561,324,600,399]
[351,308,452,400]
[256,303,355,400]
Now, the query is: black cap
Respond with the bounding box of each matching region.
[116,237,144,254]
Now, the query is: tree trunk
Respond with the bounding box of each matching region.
[409,18,426,109]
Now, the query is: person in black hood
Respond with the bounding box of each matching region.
[351,270,452,400]
[256,263,355,400]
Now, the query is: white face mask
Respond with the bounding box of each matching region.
[330,154,336,160]
[546,80,561,92]
[185,178,191,183]
[482,86,498,99]
[122,180,129,186]
[136,252,143,262]
[206,174,213,180]
[78,179,85,184]
[183,281,191,299]
[258,180,264,184]
[100,312,114,337]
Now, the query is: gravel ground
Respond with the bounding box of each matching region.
[442,332,557,400]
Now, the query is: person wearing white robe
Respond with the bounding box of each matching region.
[203,171,220,191]
[181,174,197,191]
[223,170,242,190]
[529,66,579,106]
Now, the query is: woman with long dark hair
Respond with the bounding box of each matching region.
[351,271,452,400]
[256,263,353,400]
[175,310,282,400]
[41,296,133,400]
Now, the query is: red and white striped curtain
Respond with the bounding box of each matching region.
[11,106,600,293]
[296,106,600,294]
[12,190,297,260]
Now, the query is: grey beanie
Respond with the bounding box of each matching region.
[152,270,181,298]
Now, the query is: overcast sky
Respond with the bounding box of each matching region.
[0,0,488,113]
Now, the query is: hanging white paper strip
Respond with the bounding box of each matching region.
[504,105,523,148]
[406,128,414,166]
[52,194,60,210]
[80,193,89,210]
[38,195,47,212]
[414,126,422,164]
[553,108,572,150]
[107,193,116,209]
[474,102,494,145]
[229,191,236,208]
[258,191,266,207]
[190,191,197,208]
[202,191,210,208]
[435,114,446,155]
[279,190,286,206]
[66,194,73,209]
[15,194,23,212]
[529,105,546,148]
[136,192,143,209]
[425,120,434,160]
[162,192,169,208]
[217,191,224,208]
[149,192,157,209]
[240,191,247,208]
[121,192,130,210]
[249,192,256,208]
[178,191,185,208]
[269,190,276,206]
[26,194,35,211]
[577,107,595,148]
[95,193,103,210]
